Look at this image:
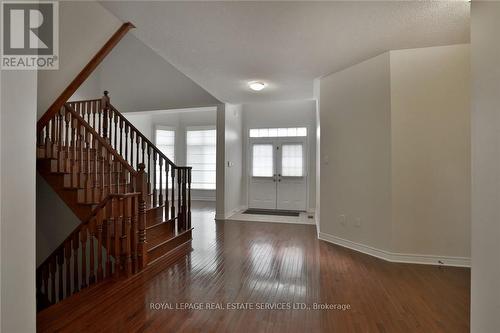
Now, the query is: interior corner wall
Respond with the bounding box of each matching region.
[313,79,321,229]
[224,104,243,217]
[0,67,2,331]
[390,44,470,258]
[241,100,317,211]
[318,45,470,262]
[37,1,122,116]
[319,53,392,251]
[471,2,500,331]
[215,104,226,219]
[1,70,37,332]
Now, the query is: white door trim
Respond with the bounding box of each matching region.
[246,131,309,211]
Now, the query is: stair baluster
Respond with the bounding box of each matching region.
[64,241,71,297]
[57,250,64,301]
[89,218,96,285]
[36,92,193,311]
[80,225,88,289]
[97,208,104,281]
[73,233,79,294]
[153,151,157,207]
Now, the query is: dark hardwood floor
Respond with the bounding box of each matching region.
[37,201,470,332]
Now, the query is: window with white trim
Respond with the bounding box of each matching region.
[252,144,274,177]
[281,144,304,177]
[249,127,307,138]
[155,128,175,162]
[186,128,216,189]
[155,128,175,189]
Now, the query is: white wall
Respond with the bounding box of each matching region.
[70,69,101,101]
[0,66,2,331]
[1,71,37,332]
[319,53,392,250]
[391,44,470,258]
[318,45,470,264]
[216,105,226,219]
[73,33,220,111]
[37,1,122,116]
[241,100,317,211]
[313,79,321,229]
[224,104,244,217]
[123,113,153,142]
[471,2,500,331]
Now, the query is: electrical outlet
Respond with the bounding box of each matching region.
[339,214,346,226]
[355,217,361,228]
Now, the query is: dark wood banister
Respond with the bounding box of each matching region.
[37,22,135,132]
[37,193,140,270]
[109,104,180,169]
[64,104,137,175]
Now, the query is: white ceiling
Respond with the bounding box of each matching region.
[101,1,470,104]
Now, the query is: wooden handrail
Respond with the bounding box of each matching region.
[68,96,192,228]
[37,193,140,270]
[35,21,194,309]
[66,98,101,104]
[109,104,179,169]
[37,22,135,132]
[64,104,137,175]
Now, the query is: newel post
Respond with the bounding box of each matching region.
[101,91,110,140]
[136,163,148,269]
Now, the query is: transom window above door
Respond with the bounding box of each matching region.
[249,127,307,138]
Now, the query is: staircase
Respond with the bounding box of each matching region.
[36,92,193,311]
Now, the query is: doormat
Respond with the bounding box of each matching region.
[243,209,300,217]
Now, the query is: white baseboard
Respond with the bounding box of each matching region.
[318,232,471,268]
[223,206,245,219]
[192,197,216,202]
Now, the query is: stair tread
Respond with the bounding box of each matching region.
[146,204,164,212]
[36,98,194,312]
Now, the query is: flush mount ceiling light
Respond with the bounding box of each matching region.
[248,81,267,91]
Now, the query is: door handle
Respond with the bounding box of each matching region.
[273,174,277,182]
[278,174,281,182]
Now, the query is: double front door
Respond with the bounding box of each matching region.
[248,137,307,211]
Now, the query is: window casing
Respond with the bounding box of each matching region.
[281,144,304,177]
[155,128,175,189]
[249,127,307,138]
[155,128,175,162]
[252,144,274,177]
[186,128,216,189]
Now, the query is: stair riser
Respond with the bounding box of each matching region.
[76,186,133,204]
[146,205,164,227]
[147,229,192,264]
[146,221,175,248]
[63,173,131,189]
[49,159,126,174]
